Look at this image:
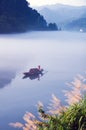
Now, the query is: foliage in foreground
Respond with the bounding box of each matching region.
[9,74,86,130]
[38,98,86,130]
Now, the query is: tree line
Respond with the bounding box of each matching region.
[0,0,58,33]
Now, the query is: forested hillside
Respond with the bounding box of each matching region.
[0,0,58,33]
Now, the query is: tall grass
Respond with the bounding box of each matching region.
[9,74,86,130]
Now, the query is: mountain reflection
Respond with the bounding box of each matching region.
[0,70,15,88]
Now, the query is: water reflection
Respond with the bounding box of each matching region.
[0,31,86,130]
[0,70,15,88]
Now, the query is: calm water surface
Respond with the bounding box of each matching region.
[0,31,86,130]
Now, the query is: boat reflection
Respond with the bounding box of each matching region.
[23,73,43,80]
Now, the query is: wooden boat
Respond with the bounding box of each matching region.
[23,65,43,76]
[23,66,44,80]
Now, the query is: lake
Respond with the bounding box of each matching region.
[0,31,86,130]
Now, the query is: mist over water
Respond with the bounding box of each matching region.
[0,31,86,130]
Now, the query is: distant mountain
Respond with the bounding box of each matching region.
[35,4,86,30]
[66,18,86,31]
[0,0,58,33]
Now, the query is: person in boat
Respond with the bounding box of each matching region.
[29,65,43,75]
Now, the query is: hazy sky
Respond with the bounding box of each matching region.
[27,0,86,6]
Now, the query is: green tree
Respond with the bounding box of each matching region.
[0,0,49,33]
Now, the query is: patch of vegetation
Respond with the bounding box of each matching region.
[9,74,86,130]
[38,98,86,130]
